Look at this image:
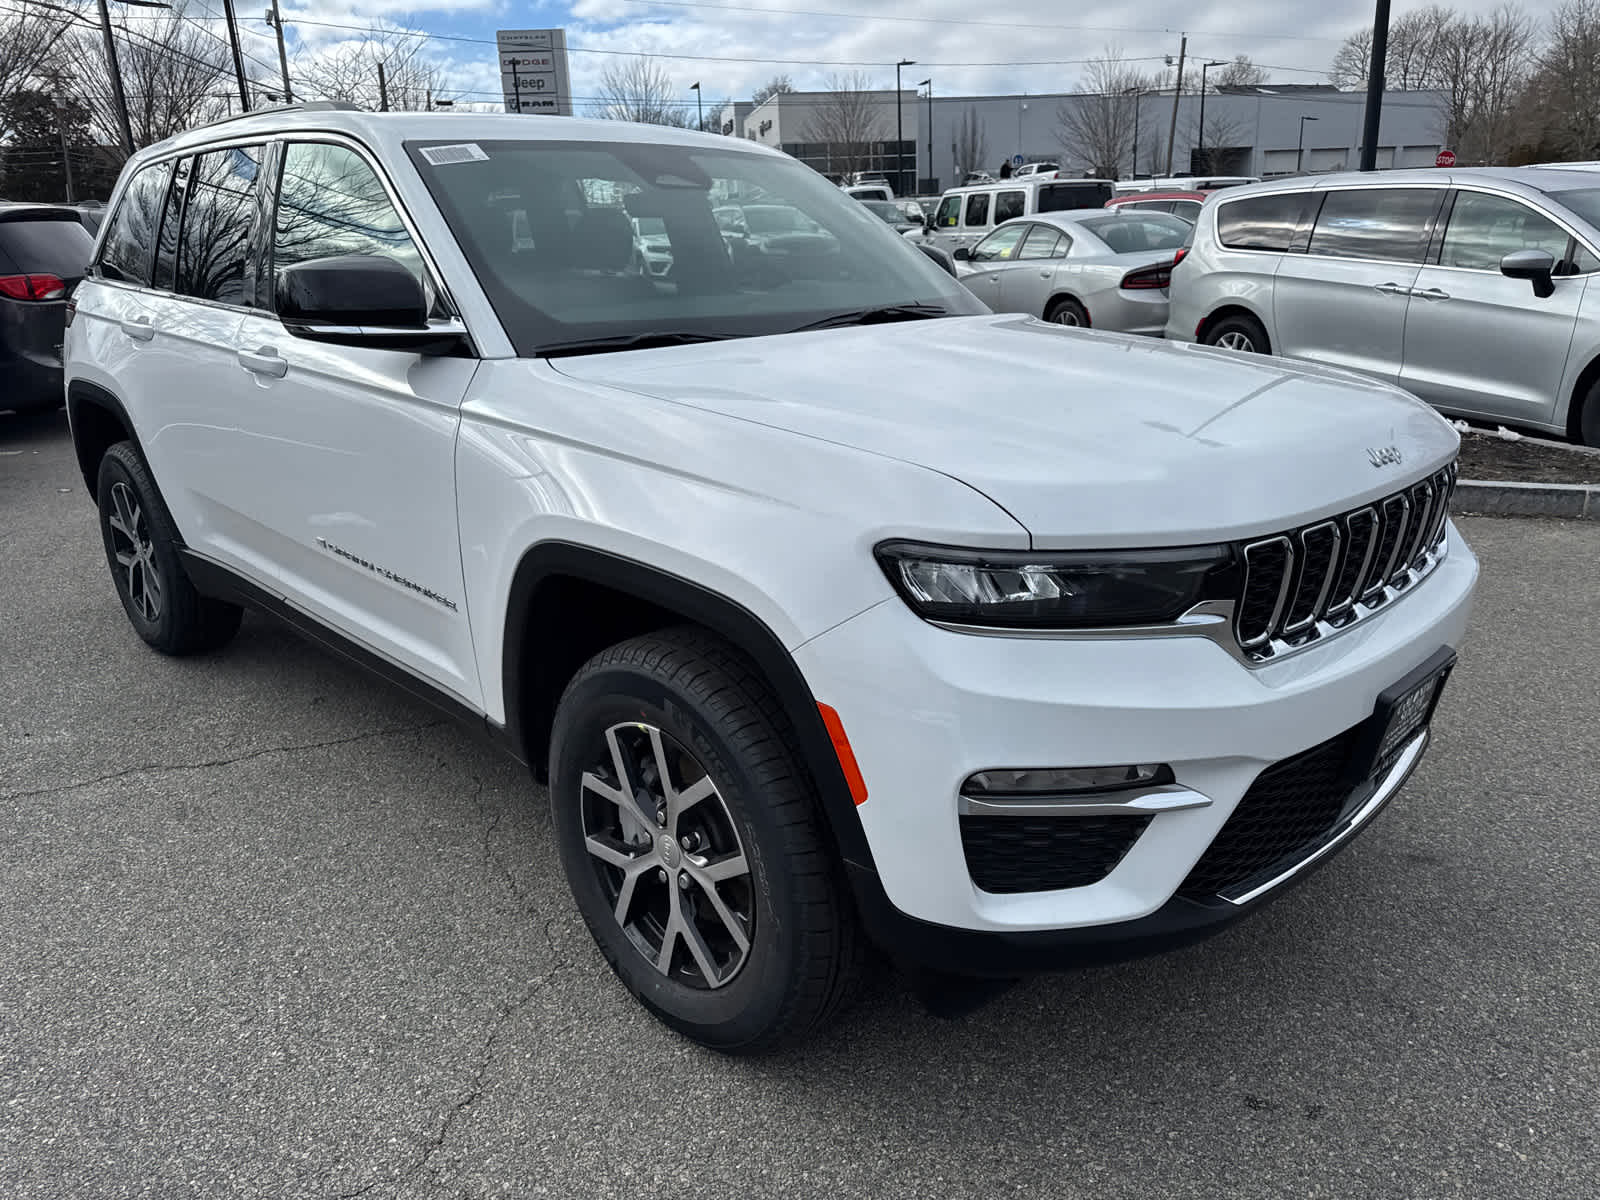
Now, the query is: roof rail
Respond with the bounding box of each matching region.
[187,100,365,134]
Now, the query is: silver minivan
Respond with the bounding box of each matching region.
[1166,168,1600,444]
[915,177,1115,255]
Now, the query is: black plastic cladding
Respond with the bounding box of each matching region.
[1235,463,1457,654]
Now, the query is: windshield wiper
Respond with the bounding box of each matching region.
[537,331,735,358]
[787,304,951,333]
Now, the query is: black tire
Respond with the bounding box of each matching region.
[549,627,861,1053]
[96,441,242,655]
[1045,296,1089,327]
[1204,312,1271,355]
[1579,379,1600,448]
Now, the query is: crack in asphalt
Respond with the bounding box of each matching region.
[335,916,576,1200]
[0,720,447,801]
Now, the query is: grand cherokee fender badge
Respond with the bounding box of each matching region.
[1367,445,1403,468]
[315,537,459,611]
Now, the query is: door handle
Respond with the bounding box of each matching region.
[1374,282,1410,296]
[237,346,288,378]
[1415,288,1451,301]
[119,316,155,342]
[1039,269,1052,278]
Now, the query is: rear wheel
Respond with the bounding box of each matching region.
[549,628,860,1053]
[96,442,242,655]
[1045,297,1089,327]
[1579,379,1600,448]
[1205,313,1270,355]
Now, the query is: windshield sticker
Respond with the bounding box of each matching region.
[420,143,489,166]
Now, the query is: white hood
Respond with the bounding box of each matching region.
[551,315,1460,548]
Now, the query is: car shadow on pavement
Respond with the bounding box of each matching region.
[0,405,69,449]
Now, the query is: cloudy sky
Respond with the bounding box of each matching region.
[229,0,1536,113]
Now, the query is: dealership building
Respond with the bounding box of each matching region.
[736,83,1447,194]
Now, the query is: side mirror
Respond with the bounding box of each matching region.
[916,243,958,278]
[1501,249,1556,299]
[952,246,971,261]
[277,255,467,355]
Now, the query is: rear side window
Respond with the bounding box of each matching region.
[1307,188,1440,263]
[1018,226,1068,259]
[98,161,172,284]
[1216,193,1305,252]
[994,190,1025,222]
[0,217,94,277]
[1037,182,1114,212]
[176,145,264,305]
[964,193,990,227]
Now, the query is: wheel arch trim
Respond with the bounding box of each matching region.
[501,540,878,875]
[66,379,142,499]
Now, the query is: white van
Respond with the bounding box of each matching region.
[917,177,1115,253]
[1115,176,1261,196]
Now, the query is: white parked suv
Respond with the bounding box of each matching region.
[66,106,1478,1052]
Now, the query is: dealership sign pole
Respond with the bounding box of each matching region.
[496,29,573,115]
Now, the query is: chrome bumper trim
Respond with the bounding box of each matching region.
[957,785,1213,819]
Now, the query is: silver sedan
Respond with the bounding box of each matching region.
[954,210,1192,335]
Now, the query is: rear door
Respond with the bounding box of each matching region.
[226,137,482,705]
[1400,189,1585,426]
[998,223,1070,316]
[1271,186,1443,385]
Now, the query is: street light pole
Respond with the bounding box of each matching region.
[690,81,702,132]
[1298,115,1319,173]
[1197,60,1225,174]
[919,78,931,192]
[1124,86,1149,178]
[1360,0,1391,170]
[896,59,915,197]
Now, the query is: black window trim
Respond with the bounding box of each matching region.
[1298,183,1449,267]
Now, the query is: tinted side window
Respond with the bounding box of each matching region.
[964,193,990,227]
[1018,226,1066,259]
[1307,188,1440,263]
[994,190,1025,222]
[151,157,190,292]
[176,145,264,304]
[98,161,172,285]
[1038,182,1114,212]
[1215,193,1304,252]
[935,195,961,227]
[274,142,426,292]
[1440,192,1571,271]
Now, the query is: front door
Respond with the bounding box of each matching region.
[227,139,483,706]
[960,222,1028,312]
[1271,186,1443,386]
[1401,190,1586,427]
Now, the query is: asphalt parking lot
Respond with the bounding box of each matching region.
[2,408,1597,1200]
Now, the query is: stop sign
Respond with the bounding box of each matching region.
[1436,149,1457,168]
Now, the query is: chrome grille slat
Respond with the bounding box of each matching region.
[1230,462,1457,662]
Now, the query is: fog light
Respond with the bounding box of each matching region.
[960,763,1174,799]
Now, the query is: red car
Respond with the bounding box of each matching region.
[1105,191,1208,224]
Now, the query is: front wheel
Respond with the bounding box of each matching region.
[549,628,861,1053]
[1204,313,1270,355]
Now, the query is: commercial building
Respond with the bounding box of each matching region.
[739,84,1447,194]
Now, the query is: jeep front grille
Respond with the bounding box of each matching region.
[1234,464,1457,661]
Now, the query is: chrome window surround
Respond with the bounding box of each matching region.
[930,462,1458,669]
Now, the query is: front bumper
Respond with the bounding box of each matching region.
[795,524,1478,968]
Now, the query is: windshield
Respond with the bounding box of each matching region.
[1552,187,1600,231]
[1075,213,1193,254]
[408,140,980,355]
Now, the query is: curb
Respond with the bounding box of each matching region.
[1452,479,1600,520]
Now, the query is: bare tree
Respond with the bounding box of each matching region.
[800,71,886,180]
[1527,0,1600,158]
[589,55,690,126]
[1433,6,1536,162]
[751,75,794,107]
[1212,55,1268,90]
[63,2,238,157]
[1190,107,1249,174]
[0,6,76,134]
[1329,5,1454,90]
[952,105,987,180]
[295,27,443,112]
[1055,50,1154,180]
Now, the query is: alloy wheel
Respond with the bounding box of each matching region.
[1052,308,1081,326]
[107,481,162,622]
[1217,331,1256,352]
[579,722,754,989]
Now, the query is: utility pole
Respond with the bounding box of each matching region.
[1165,34,1187,177]
[1359,0,1391,171]
[53,93,75,204]
[267,0,292,103]
[219,0,250,113]
[377,60,389,112]
[95,0,135,158]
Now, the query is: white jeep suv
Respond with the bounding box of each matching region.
[65,107,1478,1052]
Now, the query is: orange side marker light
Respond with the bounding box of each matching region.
[817,702,868,806]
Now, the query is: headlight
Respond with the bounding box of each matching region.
[875,540,1238,629]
